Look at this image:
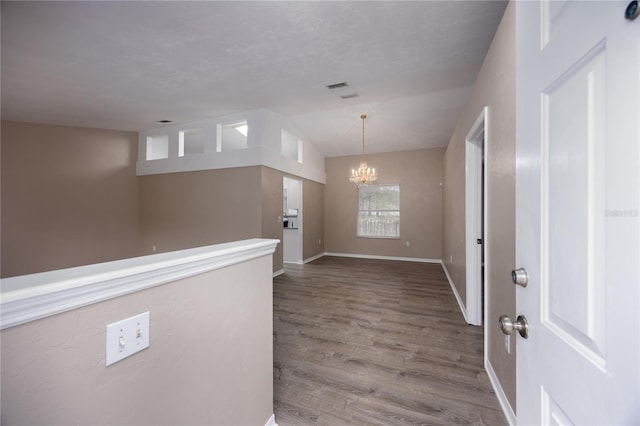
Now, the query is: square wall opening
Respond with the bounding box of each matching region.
[146,135,169,160]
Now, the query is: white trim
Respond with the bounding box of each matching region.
[303,252,325,264]
[441,261,469,323]
[264,413,278,426]
[324,252,441,264]
[483,109,491,334]
[485,359,517,426]
[273,268,285,278]
[282,176,304,263]
[0,239,280,330]
[464,106,488,326]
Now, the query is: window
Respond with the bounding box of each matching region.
[358,184,400,238]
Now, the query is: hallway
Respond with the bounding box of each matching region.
[273,257,506,425]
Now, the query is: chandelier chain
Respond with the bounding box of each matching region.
[361,114,366,158]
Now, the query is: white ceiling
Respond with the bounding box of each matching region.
[1,1,507,157]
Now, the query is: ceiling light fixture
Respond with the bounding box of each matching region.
[349,114,378,187]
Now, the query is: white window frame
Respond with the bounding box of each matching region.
[357,184,400,239]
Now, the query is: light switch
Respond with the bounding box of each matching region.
[106,311,150,366]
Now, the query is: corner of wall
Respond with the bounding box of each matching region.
[440,261,468,323]
[441,0,517,413]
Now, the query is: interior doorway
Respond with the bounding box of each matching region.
[465,107,488,326]
[283,176,303,264]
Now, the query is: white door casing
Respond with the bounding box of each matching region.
[516,1,639,425]
[283,176,303,264]
[465,107,488,326]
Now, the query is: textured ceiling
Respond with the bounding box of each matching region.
[1,1,507,157]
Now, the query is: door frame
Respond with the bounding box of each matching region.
[282,176,304,264]
[464,107,488,326]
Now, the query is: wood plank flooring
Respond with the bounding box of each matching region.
[273,256,507,426]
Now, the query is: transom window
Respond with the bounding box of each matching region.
[357,184,400,238]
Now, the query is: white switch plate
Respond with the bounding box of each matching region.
[106,311,150,367]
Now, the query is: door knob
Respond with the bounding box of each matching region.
[499,314,529,339]
[511,267,528,287]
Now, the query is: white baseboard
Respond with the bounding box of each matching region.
[264,413,278,426]
[485,359,516,425]
[324,252,441,264]
[440,261,469,323]
[303,252,325,264]
[273,269,284,278]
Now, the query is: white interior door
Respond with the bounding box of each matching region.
[516,1,639,424]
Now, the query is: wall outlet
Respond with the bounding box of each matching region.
[318,239,322,245]
[449,254,453,263]
[405,241,410,247]
[505,334,511,354]
[106,311,150,367]
[152,245,156,252]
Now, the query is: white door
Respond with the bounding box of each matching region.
[515,1,639,425]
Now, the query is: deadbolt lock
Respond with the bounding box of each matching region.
[511,267,528,287]
[626,1,639,20]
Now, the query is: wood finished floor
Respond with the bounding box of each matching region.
[273,256,506,426]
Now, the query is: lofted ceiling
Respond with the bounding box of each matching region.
[1,1,507,158]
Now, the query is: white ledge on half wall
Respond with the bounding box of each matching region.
[0,238,280,330]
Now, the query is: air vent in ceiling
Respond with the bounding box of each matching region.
[156,120,172,123]
[340,93,359,99]
[326,82,349,90]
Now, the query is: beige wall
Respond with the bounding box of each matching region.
[325,148,444,260]
[442,2,516,409]
[261,167,284,271]
[302,178,325,261]
[0,121,320,278]
[1,255,274,425]
[260,167,325,270]
[138,167,262,255]
[139,165,323,273]
[441,139,467,301]
[1,121,140,278]
[1,126,279,276]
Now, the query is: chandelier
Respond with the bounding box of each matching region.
[349,114,378,187]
